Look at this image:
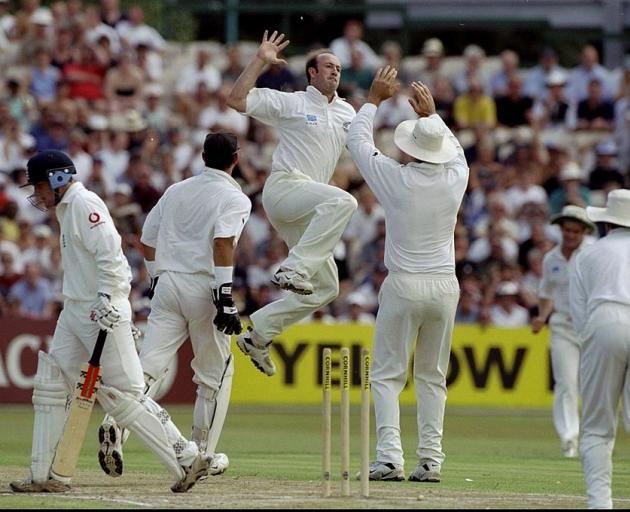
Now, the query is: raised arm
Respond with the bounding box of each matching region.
[409,81,464,158]
[227,30,289,113]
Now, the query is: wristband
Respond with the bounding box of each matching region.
[144,259,156,278]
[214,266,234,288]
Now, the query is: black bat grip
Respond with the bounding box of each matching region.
[88,329,108,367]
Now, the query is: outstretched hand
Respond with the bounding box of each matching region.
[408,81,436,118]
[366,65,400,106]
[257,30,290,66]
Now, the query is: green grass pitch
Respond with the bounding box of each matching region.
[1,404,629,508]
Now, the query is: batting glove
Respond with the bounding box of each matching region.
[93,293,121,332]
[148,275,159,299]
[211,283,243,335]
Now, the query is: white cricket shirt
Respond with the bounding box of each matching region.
[141,167,251,278]
[538,241,589,317]
[570,228,630,335]
[245,86,355,184]
[346,104,469,275]
[56,182,132,301]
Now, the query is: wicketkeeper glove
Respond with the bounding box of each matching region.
[93,292,121,332]
[211,283,243,335]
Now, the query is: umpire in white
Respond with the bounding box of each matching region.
[347,69,468,482]
[98,132,251,478]
[531,205,595,458]
[11,150,209,494]
[570,189,630,509]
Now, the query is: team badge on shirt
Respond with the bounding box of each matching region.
[88,212,105,229]
[305,114,318,126]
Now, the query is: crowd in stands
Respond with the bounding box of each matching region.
[0,3,627,328]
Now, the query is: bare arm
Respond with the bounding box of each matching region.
[227,30,289,113]
[531,297,553,334]
[213,237,236,267]
[142,243,156,261]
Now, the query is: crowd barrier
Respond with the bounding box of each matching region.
[0,318,554,407]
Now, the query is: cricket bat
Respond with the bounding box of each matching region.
[51,329,108,480]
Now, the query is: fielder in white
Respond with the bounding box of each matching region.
[10,150,209,494]
[347,70,468,482]
[97,132,251,479]
[228,30,357,375]
[531,205,595,458]
[569,189,630,509]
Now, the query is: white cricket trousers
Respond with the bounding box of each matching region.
[370,272,459,467]
[549,313,581,446]
[50,298,144,395]
[140,271,232,390]
[251,170,357,340]
[579,304,630,509]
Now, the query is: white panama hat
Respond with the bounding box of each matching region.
[586,189,630,228]
[393,116,458,164]
[550,205,596,232]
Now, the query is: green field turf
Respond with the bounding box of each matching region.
[1,404,629,508]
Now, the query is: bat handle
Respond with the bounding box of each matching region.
[88,329,108,367]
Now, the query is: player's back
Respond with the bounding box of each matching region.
[150,170,246,276]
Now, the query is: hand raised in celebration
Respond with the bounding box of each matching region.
[257,30,290,66]
[366,65,400,106]
[408,81,436,118]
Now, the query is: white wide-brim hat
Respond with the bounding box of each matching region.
[586,189,630,227]
[394,116,458,164]
[551,205,596,232]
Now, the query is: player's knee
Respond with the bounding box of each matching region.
[339,193,358,216]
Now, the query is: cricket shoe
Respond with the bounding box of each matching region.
[171,453,210,493]
[271,268,313,295]
[364,461,405,481]
[236,328,276,376]
[409,459,441,482]
[98,419,124,477]
[562,439,578,458]
[10,477,69,493]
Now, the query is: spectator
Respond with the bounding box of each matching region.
[494,75,533,127]
[83,4,121,55]
[455,288,481,323]
[489,281,529,327]
[417,37,446,88]
[0,250,22,298]
[380,40,410,85]
[255,55,297,92]
[330,19,380,71]
[116,4,165,52]
[587,140,625,191]
[176,48,222,98]
[523,46,565,102]
[221,43,244,85]
[7,261,55,318]
[453,76,496,132]
[104,50,145,111]
[549,161,591,215]
[337,291,375,324]
[18,7,54,63]
[490,49,520,97]
[100,0,126,28]
[531,70,569,130]
[28,46,61,105]
[574,78,614,131]
[62,43,108,101]
[453,44,490,95]
[340,47,374,95]
[430,75,456,128]
[565,44,614,103]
